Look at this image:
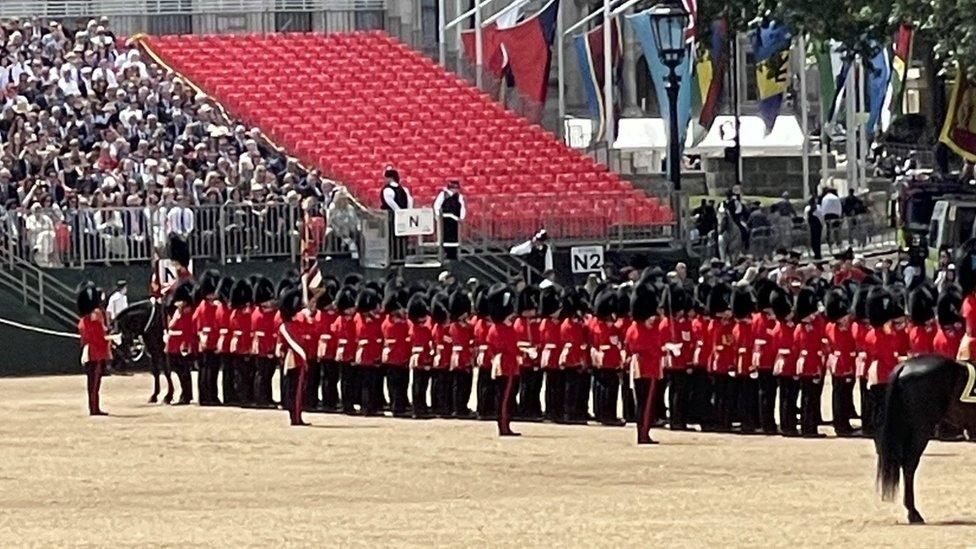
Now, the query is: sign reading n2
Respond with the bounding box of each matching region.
[570,245,604,273]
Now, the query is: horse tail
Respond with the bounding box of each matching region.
[876,372,905,502]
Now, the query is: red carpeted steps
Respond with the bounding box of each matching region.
[146,31,673,241]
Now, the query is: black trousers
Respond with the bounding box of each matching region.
[859,378,874,434]
[496,374,519,434]
[710,373,733,431]
[736,375,759,432]
[667,369,690,428]
[687,369,712,426]
[85,360,105,414]
[321,359,341,410]
[653,372,668,425]
[800,377,822,435]
[452,370,474,417]
[475,366,496,419]
[758,370,778,433]
[340,363,360,414]
[168,354,194,404]
[386,366,411,416]
[562,368,588,422]
[592,369,621,424]
[543,369,566,422]
[232,355,255,406]
[831,376,856,434]
[282,368,307,425]
[634,377,658,441]
[220,353,237,406]
[430,369,452,417]
[869,384,887,435]
[412,369,432,416]
[305,360,323,410]
[518,367,543,420]
[360,367,383,415]
[620,372,637,423]
[253,356,276,407]
[198,351,220,405]
[778,377,801,434]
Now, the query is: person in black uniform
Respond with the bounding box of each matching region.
[509,229,553,285]
[433,180,466,261]
[379,167,414,261]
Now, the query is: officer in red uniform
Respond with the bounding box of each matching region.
[77,283,110,416]
[934,289,964,359]
[408,293,434,418]
[311,281,340,411]
[706,284,735,432]
[558,287,590,425]
[448,290,476,418]
[751,279,781,434]
[354,288,384,416]
[332,286,359,415]
[381,288,411,417]
[192,271,220,406]
[689,283,713,427]
[472,288,496,420]
[214,277,236,406]
[907,287,937,356]
[772,286,799,436]
[229,279,254,406]
[429,295,453,417]
[824,288,857,436]
[250,277,278,408]
[514,286,543,421]
[658,284,692,430]
[865,287,903,436]
[537,287,563,422]
[165,280,197,405]
[589,290,624,426]
[626,283,662,445]
[731,286,756,434]
[278,288,311,426]
[792,288,825,437]
[487,284,521,436]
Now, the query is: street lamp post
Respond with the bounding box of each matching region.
[648,2,690,239]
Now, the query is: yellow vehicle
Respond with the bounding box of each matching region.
[927,199,976,259]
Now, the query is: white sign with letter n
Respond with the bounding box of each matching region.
[394,208,435,236]
[570,245,604,273]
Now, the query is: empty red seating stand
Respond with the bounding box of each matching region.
[147,31,672,240]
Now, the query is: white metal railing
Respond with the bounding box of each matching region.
[0,0,385,17]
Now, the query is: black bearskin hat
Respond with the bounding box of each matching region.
[356,288,380,313]
[938,289,964,326]
[538,286,561,317]
[474,286,492,318]
[753,278,777,311]
[343,273,364,288]
[279,288,303,321]
[449,290,472,321]
[196,269,220,297]
[431,297,449,324]
[956,238,976,295]
[334,286,357,312]
[694,282,712,314]
[707,283,732,316]
[793,287,818,321]
[662,284,690,316]
[383,288,409,314]
[231,279,253,308]
[769,287,792,320]
[630,284,659,323]
[517,286,540,315]
[170,280,195,306]
[558,287,583,319]
[616,286,633,318]
[593,290,617,320]
[253,276,275,304]
[487,284,516,323]
[824,288,850,322]
[218,276,235,302]
[731,286,754,319]
[908,287,936,324]
[276,277,295,301]
[851,283,872,321]
[407,293,429,321]
[167,233,191,269]
[866,287,892,328]
[76,282,101,316]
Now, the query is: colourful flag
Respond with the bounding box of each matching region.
[815,41,844,127]
[752,22,792,133]
[696,20,728,140]
[939,74,976,162]
[887,24,915,121]
[866,43,892,135]
[300,212,322,303]
[572,19,622,142]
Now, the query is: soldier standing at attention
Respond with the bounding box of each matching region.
[77,283,110,416]
[279,288,311,426]
[250,277,278,408]
[626,283,663,445]
[488,284,521,437]
[448,289,476,418]
[824,288,857,436]
[165,281,197,405]
[792,288,825,438]
[192,271,221,405]
[706,284,735,432]
[381,289,412,417]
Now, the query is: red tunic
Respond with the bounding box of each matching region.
[732,319,754,375]
[964,294,976,337]
[330,314,357,363]
[514,317,542,368]
[473,316,492,369]
[409,319,434,368]
[792,321,825,377]
[488,320,521,377]
[354,313,383,366]
[691,316,712,368]
[312,309,338,360]
[215,302,232,355]
[537,318,561,369]
[625,320,663,379]
[908,322,937,357]
[279,317,311,371]
[825,321,856,378]
[382,314,411,367]
[772,320,797,377]
[192,300,219,353]
[852,320,871,379]
[587,318,622,369]
[558,317,589,368]
[165,305,196,356]
[430,321,452,369]
[229,306,253,356]
[250,306,277,357]
[708,318,736,374]
[866,326,900,385]
[751,313,778,370]
[934,324,964,359]
[78,313,111,362]
[893,325,910,359]
[659,316,692,370]
[448,320,474,370]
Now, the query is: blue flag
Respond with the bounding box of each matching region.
[752,22,792,133]
[573,20,622,142]
[865,43,892,135]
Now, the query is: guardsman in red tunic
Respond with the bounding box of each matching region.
[907,288,937,356]
[448,290,476,418]
[229,279,254,406]
[751,280,783,434]
[772,286,799,436]
[934,290,964,359]
[77,283,110,416]
[588,290,624,426]
[689,283,714,426]
[429,296,453,418]
[824,288,857,436]
[514,286,543,421]
[615,289,638,425]
[192,271,220,406]
[354,288,384,416]
[250,278,278,408]
[705,284,735,432]
[278,288,311,426]
[792,288,825,437]
[382,289,412,417]
[214,277,236,406]
[558,288,590,425]
[731,286,757,434]
[865,288,903,435]
[626,283,663,445]
[332,286,359,415]
[659,284,692,430]
[472,289,496,420]
[487,285,521,436]
[537,287,564,422]
[165,280,197,405]
[311,282,340,411]
[408,294,434,418]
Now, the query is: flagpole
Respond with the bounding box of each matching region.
[557,0,565,137]
[844,60,857,192]
[438,0,446,65]
[475,0,483,89]
[603,0,614,154]
[732,32,743,186]
[798,34,810,201]
[820,44,830,189]
[857,57,868,186]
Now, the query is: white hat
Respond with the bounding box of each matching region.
[12,96,31,114]
[438,271,450,282]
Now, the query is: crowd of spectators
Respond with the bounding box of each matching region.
[0,16,359,267]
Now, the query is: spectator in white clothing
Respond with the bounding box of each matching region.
[167,194,194,238]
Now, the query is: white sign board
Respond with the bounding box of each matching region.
[570,245,604,274]
[394,208,435,236]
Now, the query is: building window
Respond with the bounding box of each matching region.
[275,11,312,32]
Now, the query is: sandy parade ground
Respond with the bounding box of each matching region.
[1,374,976,548]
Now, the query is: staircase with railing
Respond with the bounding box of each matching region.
[0,244,78,328]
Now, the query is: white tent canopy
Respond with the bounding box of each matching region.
[613,115,805,157]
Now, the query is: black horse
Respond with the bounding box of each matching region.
[876,354,976,524]
[115,300,170,403]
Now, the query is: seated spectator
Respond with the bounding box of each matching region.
[328,188,360,259]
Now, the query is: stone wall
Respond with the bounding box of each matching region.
[702,155,829,197]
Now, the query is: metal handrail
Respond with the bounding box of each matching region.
[0,244,77,328]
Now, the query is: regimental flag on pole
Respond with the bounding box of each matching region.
[573,19,622,142]
[693,19,728,143]
[752,21,793,134]
[461,0,560,122]
[887,24,915,123]
[300,212,322,303]
[865,42,892,136]
[940,73,976,162]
